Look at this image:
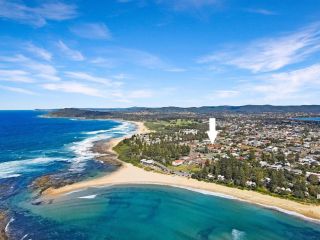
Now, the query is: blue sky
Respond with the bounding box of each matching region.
[0,0,320,109]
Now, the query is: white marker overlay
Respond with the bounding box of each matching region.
[207,118,218,144]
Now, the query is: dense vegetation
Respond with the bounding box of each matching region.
[193,156,320,203]
[114,119,204,165]
[114,137,190,165]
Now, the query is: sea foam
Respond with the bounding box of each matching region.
[78,194,97,199]
[0,157,67,179]
[5,217,14,233]
[20,234,29,240]
[0,121,135,179]
[68,121,135,172]
[83,130,109,135]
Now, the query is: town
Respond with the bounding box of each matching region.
[114,113,320,203]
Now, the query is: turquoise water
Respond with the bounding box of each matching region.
[14,185,320,240]
[1,111,320,239]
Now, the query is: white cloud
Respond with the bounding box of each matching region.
[42,82,103,97]
[165,67,186,72]
[70,23,112,40]
[57,40,85,61]
[198,23,320,73]
[245,8,277,16]
[0,54,60,81]
[90,47,175,70]
[118,0,221,13]
[0,1,77,27]
[90,57,117,68]
[119,48,169,69]
[25,60,59,81]
[64,71,113,85]
[91,48,167,69]
[25,43,52,61]
[0,85,35,95]
[125,49,166,69]
[0,69,34,83]
[251,64,320,102]
[165,0,219,10]
[112,73,130,80]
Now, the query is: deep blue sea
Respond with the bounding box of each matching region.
[1,111,320,240]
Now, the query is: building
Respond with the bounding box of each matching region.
[172,160,185,166]
[140,159,155,165]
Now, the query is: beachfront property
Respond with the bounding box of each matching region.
[140,159,155,165]
[172,160,185,166]
[122,113,320,202]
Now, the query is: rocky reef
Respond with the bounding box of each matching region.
[0,212,8,240]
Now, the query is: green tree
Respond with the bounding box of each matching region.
[308,175,319,185]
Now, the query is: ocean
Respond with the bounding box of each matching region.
[1,111,320,240]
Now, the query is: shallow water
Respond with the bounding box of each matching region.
[12,185,320,240]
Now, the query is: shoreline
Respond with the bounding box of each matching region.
[43,120,320,223]
[92,120,150,164]
[106,120,150,155]
[44,163,320,222]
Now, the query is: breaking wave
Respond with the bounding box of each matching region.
[68,121,135,172]
[0,121,135,179]
[0,157,67,179]
[5,217,14,233]
[83,130,109,135]
[78,194,97,199]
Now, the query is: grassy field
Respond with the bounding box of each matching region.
[145,119,197,131]
[168,164,201,173]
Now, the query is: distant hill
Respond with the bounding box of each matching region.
[63,105,320,113]
[45,105,320,122]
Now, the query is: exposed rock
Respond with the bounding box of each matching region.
[0,212,8,240]
[30,174,78,197]
[30,139,122,202]
[92,140,122,166]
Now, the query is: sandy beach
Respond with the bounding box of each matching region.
[43,121,320,222]
[107,121,150,154]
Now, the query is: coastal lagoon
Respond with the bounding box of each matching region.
[1,111,320,239]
